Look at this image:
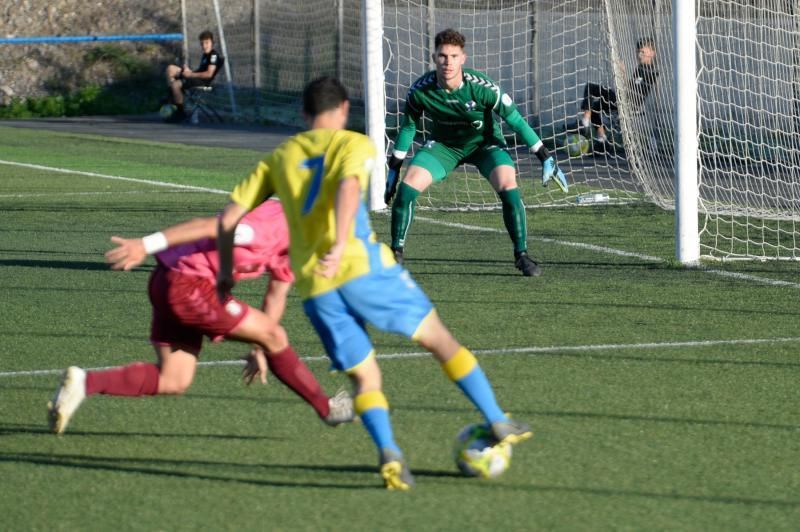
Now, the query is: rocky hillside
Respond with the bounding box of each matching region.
[0,0,181,104]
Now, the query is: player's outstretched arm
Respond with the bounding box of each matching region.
[316,176,360,278]
[216,201,249,301]
[262,278,291,323]
[105,216,219,271]
[493,91,569,193]
[241,277,291,386]
[242,346,269,386]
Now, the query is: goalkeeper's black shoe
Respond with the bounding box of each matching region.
[392,247,404,265]
[514,251,541,277]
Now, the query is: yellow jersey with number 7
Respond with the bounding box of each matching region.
[230,128,395,298]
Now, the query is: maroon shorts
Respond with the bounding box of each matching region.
[148,267,250,352]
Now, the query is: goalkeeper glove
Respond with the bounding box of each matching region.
[541,156,569,193]
[530,144,569,193]
[384,154,404,205]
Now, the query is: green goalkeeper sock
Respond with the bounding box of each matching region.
[390,182,419,249]
[498,188,528,254]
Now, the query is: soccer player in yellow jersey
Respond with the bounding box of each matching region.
[214,77,532,490]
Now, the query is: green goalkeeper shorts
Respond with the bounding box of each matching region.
[409,139,516,183]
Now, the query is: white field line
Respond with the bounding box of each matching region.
[0,159,228,195]
[2,159,795,288]
[0,190,209,199]
[1,336,798,378]
[415,216,800,288]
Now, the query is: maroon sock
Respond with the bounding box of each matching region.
[85,362,160,397]
[268,346,330,418]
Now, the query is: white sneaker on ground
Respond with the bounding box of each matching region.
[323,388,356,427]
[47,366,87,434]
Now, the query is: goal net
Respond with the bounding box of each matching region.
[382,0,800,260]
[184,0,800,261]
[182,0,365,127]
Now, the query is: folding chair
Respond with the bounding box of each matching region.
[183,56,225,124]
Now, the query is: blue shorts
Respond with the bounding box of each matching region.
[302,266,434,372]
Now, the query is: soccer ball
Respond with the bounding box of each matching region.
[159,103,177,120]
[453,423,512,479]
[563,133,590,157]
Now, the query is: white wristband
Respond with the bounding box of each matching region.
[142,232,168,254]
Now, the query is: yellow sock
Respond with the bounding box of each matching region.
[441,346,477,382]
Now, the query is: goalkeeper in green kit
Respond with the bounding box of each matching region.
[385,29,568,277]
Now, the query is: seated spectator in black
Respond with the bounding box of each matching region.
[164,30,222,122]
[580,37,658,144]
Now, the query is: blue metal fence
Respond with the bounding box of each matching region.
[0,34,182,45]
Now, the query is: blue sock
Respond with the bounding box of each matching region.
[455,366,508,424]
[442,347,508,424]
[360,407,401,454]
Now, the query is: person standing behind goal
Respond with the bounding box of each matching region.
[579,37,659,148]
[384,28,568,277]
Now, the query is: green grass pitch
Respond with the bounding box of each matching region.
[0,126,798,530]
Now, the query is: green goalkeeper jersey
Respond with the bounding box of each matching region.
[392,68,542,154]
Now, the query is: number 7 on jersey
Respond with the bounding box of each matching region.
[301,155,325,215]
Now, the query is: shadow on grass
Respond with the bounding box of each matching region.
[0,259,110,271]
[424,291,800,318]
[0,330,141,341]
[394,403,800,432]
[489,349,800,369]
[0,284,144,294]
[474,480,800,508]
[415,257,661,269]
[3,450,796,505]
[0,383,55,391]
[0,451,462,490]
[405,258,661,278]
[0,423,284,441]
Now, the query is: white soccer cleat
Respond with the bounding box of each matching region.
[47,366,87,434]
[323,388,356,427]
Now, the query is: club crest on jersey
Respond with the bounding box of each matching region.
[464,100,476,111]
[234,223,255,245]
[225,300,243,317]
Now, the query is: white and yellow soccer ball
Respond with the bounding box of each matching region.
[159,103,177,120]
[563,133,590,157]
[453,423,512,479]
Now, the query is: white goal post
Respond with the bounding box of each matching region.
[673,0,699,264]
[366,0,800,263]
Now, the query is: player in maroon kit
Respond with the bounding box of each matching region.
[47,200,354,434]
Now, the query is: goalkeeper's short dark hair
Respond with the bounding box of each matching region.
[636,36,655,50]
[303,77,349,117]
[435,29,466,49]
[198,30,214,42]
